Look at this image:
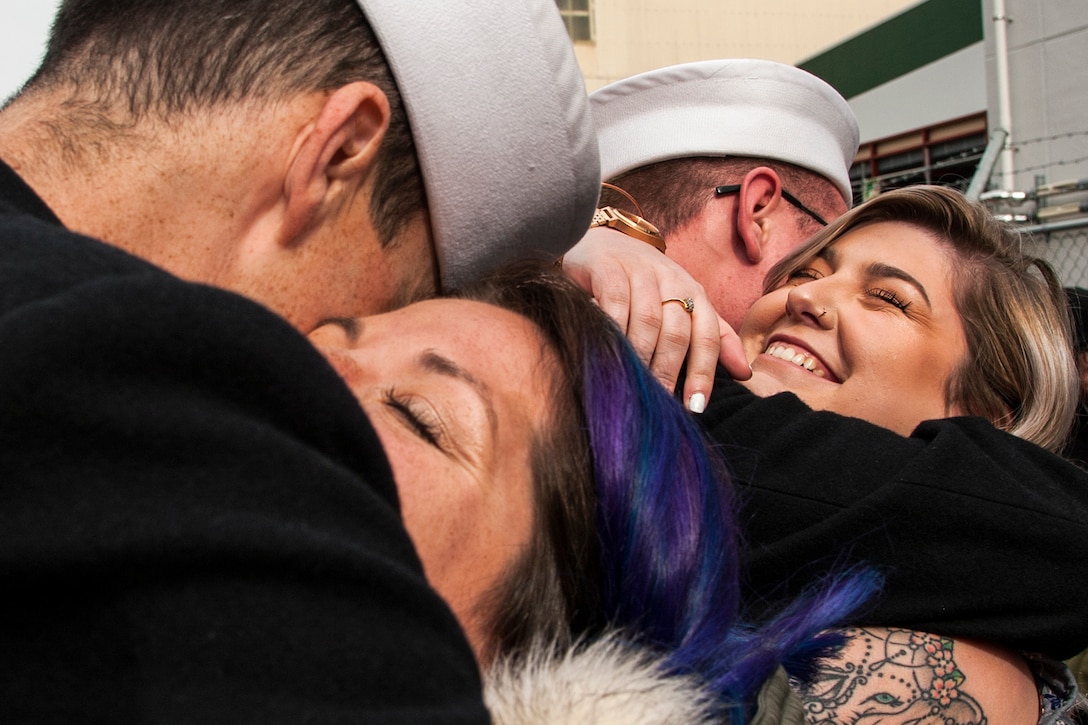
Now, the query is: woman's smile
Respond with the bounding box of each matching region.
[739,220,968,436]
[759,336,839,381]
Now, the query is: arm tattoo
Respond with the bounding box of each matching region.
[793,627,989,724]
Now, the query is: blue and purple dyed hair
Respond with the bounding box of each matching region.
[464,260,877,717]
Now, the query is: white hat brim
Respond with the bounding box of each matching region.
[357,0,600,288]
[591,59,858,206]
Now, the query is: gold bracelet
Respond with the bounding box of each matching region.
[589,206,666,253]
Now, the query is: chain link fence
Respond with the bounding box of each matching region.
[1021,220,1088,289]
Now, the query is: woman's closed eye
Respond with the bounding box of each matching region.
[866,286,912,312]
[382,388,448,451]
[788,266,824,282]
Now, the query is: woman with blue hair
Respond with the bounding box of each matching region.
[310,260,873,722]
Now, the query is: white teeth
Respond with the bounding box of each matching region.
[765,343,825,377]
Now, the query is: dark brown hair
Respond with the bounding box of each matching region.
[19,0,424,246]
[456,262,603,663]
[459,262,870,711]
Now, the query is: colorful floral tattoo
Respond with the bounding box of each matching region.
[794,627,987,724]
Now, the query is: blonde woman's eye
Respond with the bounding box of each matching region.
[788,267,823,282]
[867,287,911,312]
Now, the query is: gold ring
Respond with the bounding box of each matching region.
[662,297,695,314]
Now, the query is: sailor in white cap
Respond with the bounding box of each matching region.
[563,59,858,413]
[0,0,596,720]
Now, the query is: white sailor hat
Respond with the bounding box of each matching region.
[590,59,858,206]
[356,0,600,288]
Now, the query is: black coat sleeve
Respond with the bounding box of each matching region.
[700,372,1088,660]
[0,263,489,723]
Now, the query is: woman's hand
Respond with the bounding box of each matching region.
[560,227,751,412]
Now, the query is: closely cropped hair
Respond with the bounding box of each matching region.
[764,185,1079,452]
[20,0,424,245]
[600,156,842,237]
[463,261,876,718]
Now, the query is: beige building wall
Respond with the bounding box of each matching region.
[576,0,922,91]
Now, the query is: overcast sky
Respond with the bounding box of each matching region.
[1,1,63,103]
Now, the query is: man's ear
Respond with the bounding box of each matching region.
[279,81,391,247]
[736,166,785,264]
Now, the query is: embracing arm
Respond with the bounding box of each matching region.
[796,627,1040,724]
[700,374,1088,660]
[0,267,488,722]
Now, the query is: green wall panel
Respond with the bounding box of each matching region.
[799,0,984,99]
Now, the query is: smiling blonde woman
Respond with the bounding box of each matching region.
[745,184,1077,450]
[700,185,1087,723]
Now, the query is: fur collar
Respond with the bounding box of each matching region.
[484,633,721,724]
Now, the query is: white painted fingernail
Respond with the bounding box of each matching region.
[688,392,706,414]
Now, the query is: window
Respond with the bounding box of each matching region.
[556,0,593,42]
[850,113,988,204]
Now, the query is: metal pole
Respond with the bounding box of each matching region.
[992,0,1015,191]
[966,128,1009,200]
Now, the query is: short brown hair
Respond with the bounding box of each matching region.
[20,0,424,246]
[600,156,842,238]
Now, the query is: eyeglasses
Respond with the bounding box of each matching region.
[714,184,828,227]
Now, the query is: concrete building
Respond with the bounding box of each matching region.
[561,0,919,92]
[562,0,1088,283]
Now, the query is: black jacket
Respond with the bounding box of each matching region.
[701,372,1088,660]
[0,160,488,723]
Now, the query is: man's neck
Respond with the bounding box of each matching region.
[0,94,290,285]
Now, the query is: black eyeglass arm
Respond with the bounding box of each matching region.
[715,184,827,226]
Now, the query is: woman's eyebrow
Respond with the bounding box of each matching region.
[866,262,932,306]
[419,350,498,434]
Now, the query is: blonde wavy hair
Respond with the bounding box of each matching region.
[763,185,1078,452]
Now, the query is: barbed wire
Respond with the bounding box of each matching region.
[991,155,1088,177]
[1010,129,1088,147]
[852,129,1088,186]
[979,130,1088,177]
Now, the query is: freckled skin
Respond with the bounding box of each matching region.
[663,177,848,331]
[310,299,554,663]
[0,88,435,333]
